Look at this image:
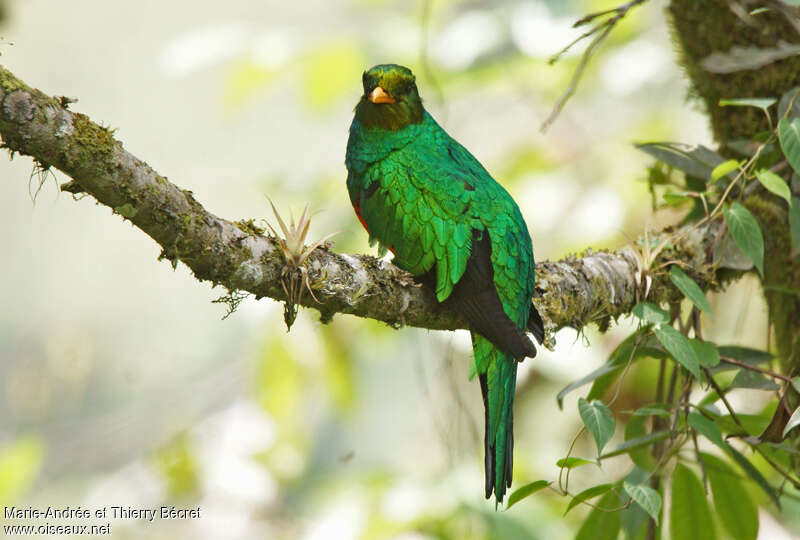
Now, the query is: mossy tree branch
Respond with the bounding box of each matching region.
[669,0,800,377]
[0,63,734,340]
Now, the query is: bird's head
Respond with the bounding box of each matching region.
[355,64,424,131]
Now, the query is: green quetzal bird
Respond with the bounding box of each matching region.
[345,64,544,503]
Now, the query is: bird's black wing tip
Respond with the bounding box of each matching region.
[528,304,545,345]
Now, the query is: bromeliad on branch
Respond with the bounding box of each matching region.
[344,64,544,504]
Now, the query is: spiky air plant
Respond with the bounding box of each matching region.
[632,228,673,302]
[267,199,337,329]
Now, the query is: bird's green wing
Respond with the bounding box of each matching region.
[356,143,478,302]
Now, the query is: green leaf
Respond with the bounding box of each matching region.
[690,339,720,367]
[710,159,741,182]
[671,464,717,540]
[578,398,616,455]
[625,415,656,471]
[779,117,800,176]
[556,457,595,469]
[669,266,713,316]
[723,202,765,277]
[724,443,781,507]
[623,482,662,525]
[702,453,759,540]
[632,301,670,324]
[600,431,670,459]
[565,483,615,515]
[628,404,671,417]
[506,480,551,509]
[575,490,622,540]
[778,86,800,120]
[719,97,777,110]
[557,363,622,409]
[664,192,693,206]
[654,324,700,379]
[784,406,800,438]
[792,377,800,393]
[730,369,780,390]
[620,468,654,539]
[754,169,792,204]
[790,197,800,253]
[688,411,725,449]
[713,346,772,372]
[635,142,727,180]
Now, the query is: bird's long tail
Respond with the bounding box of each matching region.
[473,333,517,505]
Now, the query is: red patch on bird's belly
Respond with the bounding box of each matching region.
[351,201,395,255]
[352,201,370,234]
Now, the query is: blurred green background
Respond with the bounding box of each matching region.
[0,0,790,538]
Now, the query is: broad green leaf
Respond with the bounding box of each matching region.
[779,117,800,176]
[565,483,615,515]
[654,324,700,379]
[506,480,551,509]
[723,202,764,277]
[556,457,595,469]
[601,431,670,459]
[0,436,45,506]
[620,468,653,539]
[623,482,662,525]
[635,142,727,180]
[784,406,800,438]
[702,453,759,540]
[669,266,713,316]
[575,490,622,540]
[710,159,741,182]
[719,97,777,110]
[578,398,616,455]
[628,404,671,417]
[671,464,716,540]
[755,169,792,204]
[778,86,800,120]
[632,301,670,324]
[625,415,656,471]
[791,197,800,253]
[689,411,725,449]
[724,443,781,507]
[715,410,774,438]
[557,363,622,409]
[690,339,720,367]
[712,346,772,373]
[792,377,800,393]
[730,369,780,390]
[664,192,692,206]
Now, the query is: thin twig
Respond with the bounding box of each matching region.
[720,356,793,383]
[540,0,647,132]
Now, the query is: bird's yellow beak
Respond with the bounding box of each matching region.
[368,86,396,104]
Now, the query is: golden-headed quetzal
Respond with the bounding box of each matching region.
[345,64,544,504]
